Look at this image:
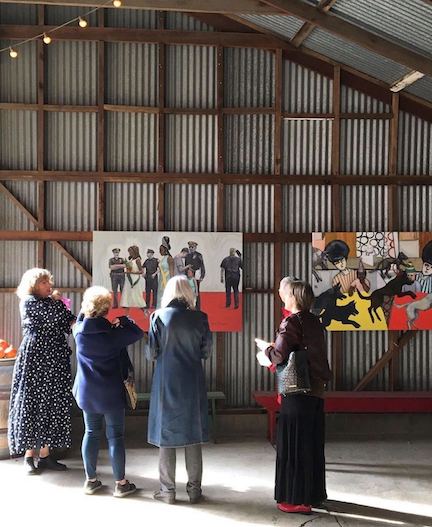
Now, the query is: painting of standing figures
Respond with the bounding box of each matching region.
[312,232,432,331]
[93,231,243,332]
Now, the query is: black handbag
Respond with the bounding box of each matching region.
[276,314,311,396]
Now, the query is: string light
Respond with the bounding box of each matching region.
[78,17,88,28]
[113,0,122,6]
[9,47,18,58]
[43,33,52,45]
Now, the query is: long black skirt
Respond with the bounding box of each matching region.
[275,394,326,505]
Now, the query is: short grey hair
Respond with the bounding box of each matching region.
[81,286,112,318]
[279,275,300,295]
[161,275,195,309]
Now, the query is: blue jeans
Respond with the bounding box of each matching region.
[82,409,125,482]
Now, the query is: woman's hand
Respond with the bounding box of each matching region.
[51,290,62,301]
[111,317,121,328]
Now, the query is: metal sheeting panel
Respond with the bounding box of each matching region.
[225,293,274,407]
[340,119,389,175]
[341,86,390,114]
[62,241,92,277]
[398,331,432,391]
[238,14,304,40]
[224,115,274,174]
[0,294,21,349]
[340,186,389,231]
[0,181,38,230]
[225,185,274,233]
[166,45,216,108]
[224,48,274,108]
[0,2,37,24]
[282,185,332,233]
[283,60,333,113]
[332,0,432,57]
[45,182,97,231]
[45,112,97,170]
[304,28,411,85]
[45,41,97,105]
[165,115,217,173]
[342,332,389,390]
[165,12,214,31]
[105,183,158,231]
[105,43,158,106]
[165,184,217,231]
[0,241,38,287]
[243,243,273,290]
[406,75,432,104]
[398,112,432,175]
[105,112,158,172]
[104,7,158,28]
[0,39,36,103]
[45,242,90,289]
[44,5,98,25]
[398,186,432,231]
[0,110,37,170]
[282,242,312,282]
[281,119,332,175]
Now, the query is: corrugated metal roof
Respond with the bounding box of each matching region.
[0,2,37,24]
[225,184,274,233]
[237,14,304,40]
[282,185,332,232]
[165,184,217,231]
[105,183,158,231]
[104,7,158,28]
[341,86,390,114]
[45,182,97,231]
[399,186,432,231]
[398,112,432,175]
[0,40,37,103]
[0,242,38,287]
[405,75,432,104]
[165,11,214,31]
[340,186,389,231]
[244,242,273,289]
[0,181,38,230]
[45,5,98,26]
[331,0,432,57]
[0,110,37,170]
[303,28,411,85]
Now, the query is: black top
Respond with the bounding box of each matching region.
[109,257,125,275]
[221,255,242,274]
[143,257,159,276]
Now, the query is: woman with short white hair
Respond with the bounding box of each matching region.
[73,286,144,497]
[147,275,212,505]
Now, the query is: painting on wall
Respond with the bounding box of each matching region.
[312,232,432,331]
[93,231,243,332]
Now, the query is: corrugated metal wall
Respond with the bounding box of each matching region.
[1,8,432,406]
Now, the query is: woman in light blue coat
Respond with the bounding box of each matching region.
[147,275,212,505]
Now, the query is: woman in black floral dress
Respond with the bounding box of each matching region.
[8,268,76,474]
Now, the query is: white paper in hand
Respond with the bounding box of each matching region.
[255,338,269,351]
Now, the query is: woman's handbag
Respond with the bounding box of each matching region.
[276,314,311,396]
[124,376,138,410]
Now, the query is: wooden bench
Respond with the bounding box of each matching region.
[137,391,226,442]
[254,391,432,445]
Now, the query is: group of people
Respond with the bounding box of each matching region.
[109,237,206,311]
[8,266,331,514]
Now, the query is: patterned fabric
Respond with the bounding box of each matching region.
[8,295,75,455]
[332,269,358,294]
[417,274,432,294]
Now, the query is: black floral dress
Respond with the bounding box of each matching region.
[8,295,76,455]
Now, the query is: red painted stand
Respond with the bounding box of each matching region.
[254,391,432,445]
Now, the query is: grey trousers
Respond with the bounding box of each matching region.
[159,444,202,497]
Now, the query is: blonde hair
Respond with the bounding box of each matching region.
[81,286,112,318]
[161,275,195,309]
[280,277,315,311]
[16,268,54,299]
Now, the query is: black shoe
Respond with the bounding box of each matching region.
[234,305,239,309]
[113,480,137,498]
[188,492,203,504]
[38,455,67,471]
[24,456,40,475]
[84,479,103,495]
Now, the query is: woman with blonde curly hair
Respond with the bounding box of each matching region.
[9,268,76,474]
[73,286,144,497]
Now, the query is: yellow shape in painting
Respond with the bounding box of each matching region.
[325,292,388,331]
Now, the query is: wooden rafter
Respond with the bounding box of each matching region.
[290,0,337,48]
[0,183,91,281]
[261,0,432,76]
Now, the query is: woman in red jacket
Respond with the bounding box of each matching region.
[257,278,331,514]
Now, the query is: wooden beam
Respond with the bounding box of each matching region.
[0,183,38,224]
[97,10,105,231]
[0,0,281,14]
[261,0,432,76]
[290,0,337,48]
[51,241,92,281]
[390,71,425,93]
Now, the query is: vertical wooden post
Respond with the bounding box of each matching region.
[331,65,343,389]
[157,12,166,231]
[388,92,400,391]
[97,9,105,231]
[37,5,45,267]
[216,46,225,393]
[273,49,283,327]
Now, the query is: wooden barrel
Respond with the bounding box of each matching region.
[0,358,15,459]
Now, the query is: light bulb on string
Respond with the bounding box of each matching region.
[9,47,18,58]
[78,17,88,28]
[43,33,52,44]
[113,0,122,7]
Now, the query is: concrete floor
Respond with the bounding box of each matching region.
[2,438,432,527]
